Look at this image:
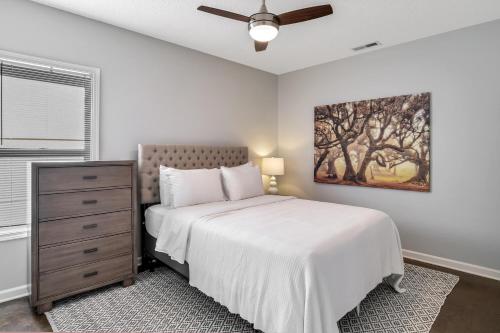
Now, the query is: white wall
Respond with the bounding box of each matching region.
[278,20,500,271]
[0,237,29,302]
[0,0,278,301]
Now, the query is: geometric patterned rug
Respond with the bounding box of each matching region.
[46,263,458,333]
[338,264,458,332]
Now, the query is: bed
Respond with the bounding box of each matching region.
[138,144,405,333]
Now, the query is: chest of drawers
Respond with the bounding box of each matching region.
[30,161,137,314]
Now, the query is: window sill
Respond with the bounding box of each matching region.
[0,225,30,242]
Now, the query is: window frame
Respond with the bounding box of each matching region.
[0,49,100,239]
[0,49,100,160]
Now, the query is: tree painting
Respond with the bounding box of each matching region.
[314,92,431,192]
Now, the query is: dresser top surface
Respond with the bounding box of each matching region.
[31,160,136,169]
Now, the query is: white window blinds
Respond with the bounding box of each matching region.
[0,56,98,228]
[2,76,86,150]
[0,62,94,158]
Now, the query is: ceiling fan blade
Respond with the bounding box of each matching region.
[277,5,333,26]
[197,6,250,23]
[255,41,268,52]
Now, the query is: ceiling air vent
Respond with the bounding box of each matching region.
[352,41,381,52]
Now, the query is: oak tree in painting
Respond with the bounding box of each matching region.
[314,93,431,191]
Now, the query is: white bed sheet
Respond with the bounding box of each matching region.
[151,195,405,333]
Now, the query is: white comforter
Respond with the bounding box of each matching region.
[151,195,404,333]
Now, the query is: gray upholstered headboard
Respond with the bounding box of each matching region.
[138,144,248,204]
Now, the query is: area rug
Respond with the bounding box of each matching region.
[46,263,458,333]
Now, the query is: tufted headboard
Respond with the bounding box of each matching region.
[138,144,248,204]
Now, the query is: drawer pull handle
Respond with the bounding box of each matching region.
[83,247,98,254]
[83,223,98,230]
[82,199,98,205]
[82,175,98,180]
[83,271,98,278]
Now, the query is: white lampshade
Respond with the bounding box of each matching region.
[262,157,284,176]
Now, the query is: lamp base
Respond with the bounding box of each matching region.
[268,176,279,195]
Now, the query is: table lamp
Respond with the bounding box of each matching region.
[262,157,284,194]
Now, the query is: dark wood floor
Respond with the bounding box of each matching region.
[0,259,499,332]
[405,259,500,333]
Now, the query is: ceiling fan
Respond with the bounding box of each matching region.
[197,1,334,52]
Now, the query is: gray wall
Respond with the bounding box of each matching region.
[0,0,277,297]
[0,0,278,161]
[0,0,498,300]
[278,20,500,270]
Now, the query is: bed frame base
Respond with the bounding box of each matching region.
[385,274,406,293]
[143,229,190,279]
[354,273,406,317]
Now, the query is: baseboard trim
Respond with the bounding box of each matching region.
[0,284,29,304]
[403,249,500,281]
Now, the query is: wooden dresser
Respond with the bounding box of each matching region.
[30,161,137,314]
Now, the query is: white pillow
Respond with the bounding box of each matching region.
[159,165,173,207]
[159,166,225,208]
[221,163,264,201]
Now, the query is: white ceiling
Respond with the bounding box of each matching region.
[31,0,500,74]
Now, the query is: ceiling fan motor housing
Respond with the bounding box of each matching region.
[248,12,280,37]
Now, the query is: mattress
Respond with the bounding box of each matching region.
[145,204,169,238]
[148,194,405,333]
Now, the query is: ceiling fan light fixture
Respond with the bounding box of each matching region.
[248,12,279,42]
[249,24,279,42]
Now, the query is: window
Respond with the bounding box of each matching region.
[0,51,99,229]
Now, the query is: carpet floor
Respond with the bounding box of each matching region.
[45,263,458,333]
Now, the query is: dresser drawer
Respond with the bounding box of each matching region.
[39,211,132,246]
[39,233,132,272]
[38,166,132,193]
[39,255,132,299]
[39,188,132,220]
